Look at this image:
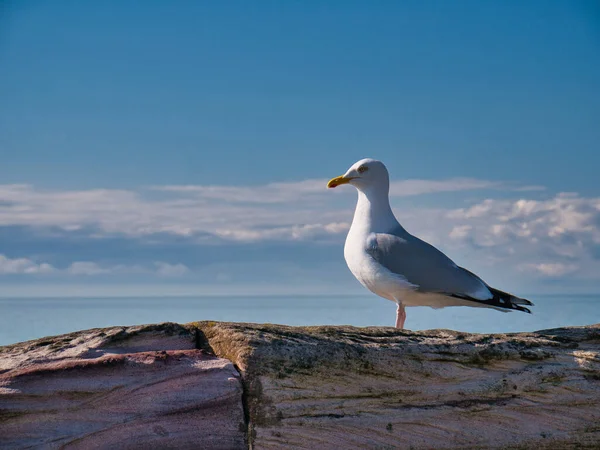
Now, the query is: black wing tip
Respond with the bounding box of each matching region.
[516,298,534,306]
[487,287,534,312]
[486,299,533,314]
[449,292,533,314]
[515,304,532,314]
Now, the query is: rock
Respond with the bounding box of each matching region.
[1,322,600,449]
[0,324,246,449]
[196,322,600,449]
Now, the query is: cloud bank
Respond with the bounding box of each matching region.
[0,254,190,278]
[0,178,598,289]
[0,178,543,242]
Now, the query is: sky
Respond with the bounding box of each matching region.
[0,1,599,297]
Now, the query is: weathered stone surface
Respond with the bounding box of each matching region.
[0,324,246,450]
[2,321,600,449]
[196,322,600,449]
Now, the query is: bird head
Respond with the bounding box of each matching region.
[327,158,390,194]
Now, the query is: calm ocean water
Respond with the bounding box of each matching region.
[0,294,599,346]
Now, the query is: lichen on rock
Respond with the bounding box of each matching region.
[192,322,600,449]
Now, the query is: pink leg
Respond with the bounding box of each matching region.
[395,303,406,329]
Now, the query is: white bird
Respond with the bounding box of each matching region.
[327,158,533,329]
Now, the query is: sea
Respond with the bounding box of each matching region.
[0,294,599,347]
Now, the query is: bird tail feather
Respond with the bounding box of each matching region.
[448,287,533,314]
[486,287,533,313]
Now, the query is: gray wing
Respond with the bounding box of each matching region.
[367,228,491,300]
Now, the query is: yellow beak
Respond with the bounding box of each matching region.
[327,175,353,188]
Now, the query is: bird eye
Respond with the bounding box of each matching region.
[358,166,368,174]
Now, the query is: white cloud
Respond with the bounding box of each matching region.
[446,194,600,248]
[389,178,500,197]
[449,225,472,240]
[213,222,350,242]
[154,262,190,277]
[154,179,328,204]
[67,262,109,275]
[520,263,579,277]
[0,183,348,241]
[0,177,540,244]
[429,193,600,281]
[0,254,55,274]
[156,177,541,201]
[0,256,190,277]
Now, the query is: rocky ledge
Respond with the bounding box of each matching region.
[1,322,599,449]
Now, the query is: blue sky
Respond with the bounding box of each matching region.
[1,1,599,296]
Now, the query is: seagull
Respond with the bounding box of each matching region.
[327,158,533,329]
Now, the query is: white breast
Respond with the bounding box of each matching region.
[344,230,416,303]
[343,187,418,304]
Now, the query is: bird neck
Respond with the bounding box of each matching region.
[351,187,401,234]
